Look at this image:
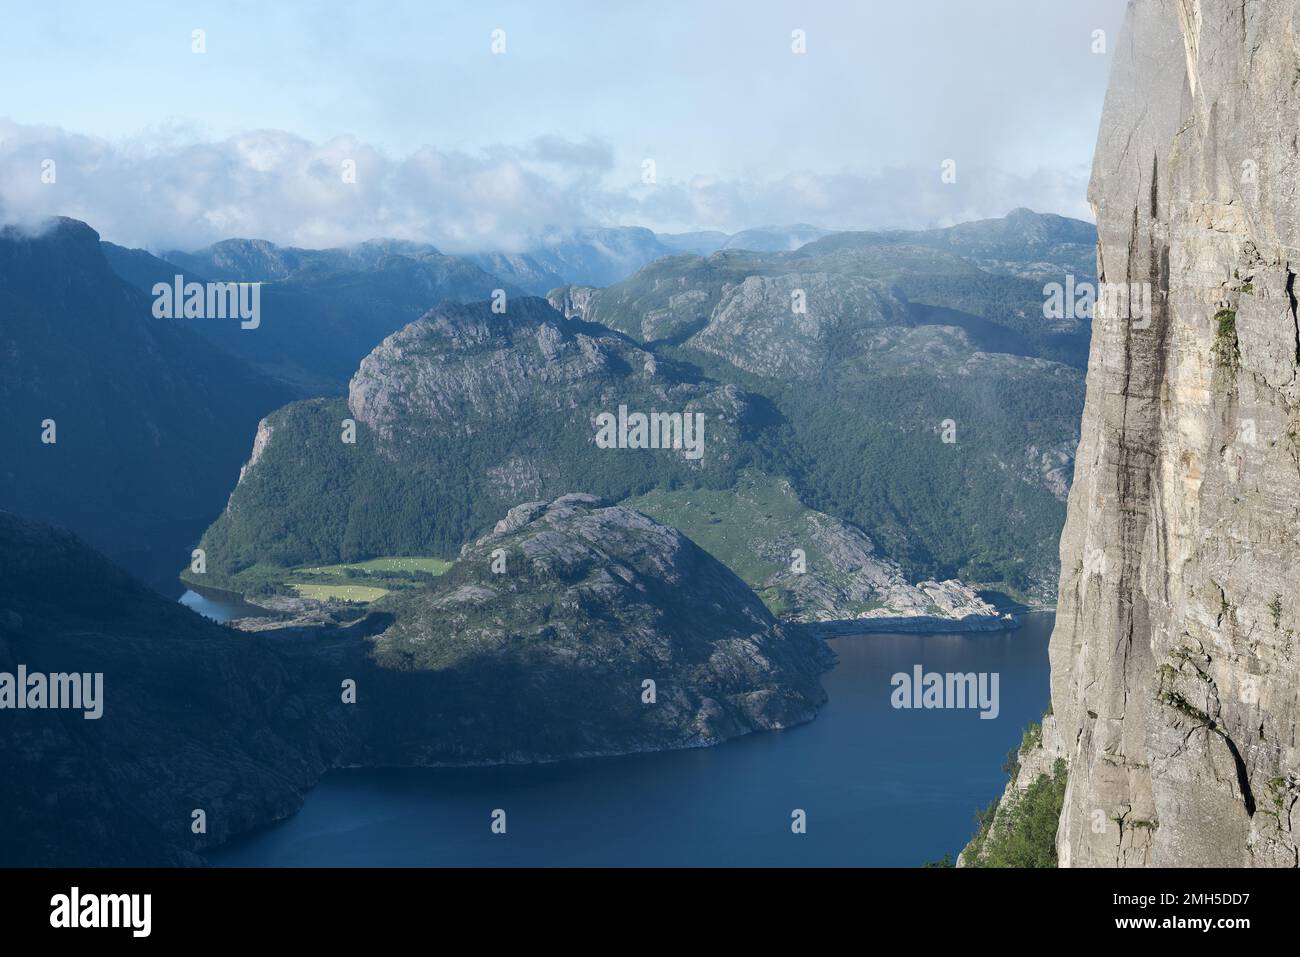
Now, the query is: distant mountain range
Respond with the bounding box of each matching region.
[1,207,1095,608]
[470,225,843,291]
[186,209,1094,605]
[656,224,839,256]
[104,237,513,395]
[543,208,1095,596]
[469,226,671,291]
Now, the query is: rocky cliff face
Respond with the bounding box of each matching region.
[1050,0,1300,867]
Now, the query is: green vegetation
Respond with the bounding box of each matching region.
[1269,593,1283,630]
[183,545,452,603]
[1020,719,1043,753]
[718,356,1075,597]
[1158,688,1214,728]
[284,556,452,603]
[626,474,806,587]
[289,583,389,603]
[1214,307,1239,368]
[190,347,765,596]
[624,471,886,617]
[1264,776,1296,828]
[296,556,452,576]
[964,758,1068,868]
[958,711,1066,868]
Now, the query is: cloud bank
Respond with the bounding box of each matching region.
[0,119,1092,253]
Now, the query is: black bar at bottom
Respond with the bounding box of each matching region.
[0,866,1278,943]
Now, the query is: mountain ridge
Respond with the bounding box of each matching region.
[0,218,294,591]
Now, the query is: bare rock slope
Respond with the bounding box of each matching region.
[372,494,833,756]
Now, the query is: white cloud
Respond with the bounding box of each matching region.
[0,118,1091,253]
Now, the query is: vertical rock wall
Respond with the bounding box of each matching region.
[1053,0,1300,866]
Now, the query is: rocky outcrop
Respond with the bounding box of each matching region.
[546,283,599,321]
[769,514,1009,631]
[687,273,906,379]
[1050,0,1300,867]
[560,268,908,378]
[371,494,832,757]
[346,297,724,444]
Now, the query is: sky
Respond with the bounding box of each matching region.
[0,0,1130,252]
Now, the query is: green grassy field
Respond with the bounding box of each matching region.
[289,583,391,603]
[183,554,454,604]
[284,555,452,603]
[295,557,453,576]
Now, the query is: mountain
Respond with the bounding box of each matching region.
[722,223,837,252]
[470,226,675,290]
[971,0,1300,868]
[0,219,294,591]
[805,209,1097,280]
[162,236,479,283]
[187,296,773,595]
[655,230,731,255]
[655,225,838,256]
[105,237,516,394]
[372,494,831,747]
[0,500,829,864]
[624,472,1005,629]
[0,511,330,865]
[188,211,1090,605]
[555,210,1095,368]
[465,251,566,295]
[549,211,1093,598]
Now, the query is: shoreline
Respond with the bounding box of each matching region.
[796,612,1023,638]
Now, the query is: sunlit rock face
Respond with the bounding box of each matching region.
[1051,0,1300,867]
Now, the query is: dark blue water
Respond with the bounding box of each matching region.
[179,586,265,622]
[210,613,1053,867]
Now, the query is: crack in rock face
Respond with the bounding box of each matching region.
[1050,0,1300,867]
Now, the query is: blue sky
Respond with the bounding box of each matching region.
[0,0,1130,250]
